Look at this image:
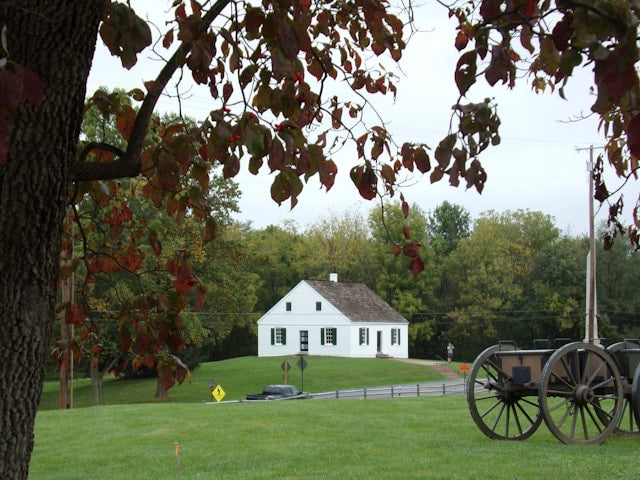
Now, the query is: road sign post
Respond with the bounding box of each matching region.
[459,364,470,393]
[296,356,308,390]
[281,359,291,384]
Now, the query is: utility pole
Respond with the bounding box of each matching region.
[577,145,599,345]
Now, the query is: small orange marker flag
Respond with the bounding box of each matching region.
[174,442,180,474]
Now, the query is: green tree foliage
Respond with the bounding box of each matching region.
[368,202,438,348]
[596,235,640,340]
[427,201,471,257]
[245,222,304,312]
[294,209,374,283]
[442,210,561,358]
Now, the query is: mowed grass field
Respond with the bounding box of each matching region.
[31,357,640,480]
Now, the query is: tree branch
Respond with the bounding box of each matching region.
[72,0,233,182]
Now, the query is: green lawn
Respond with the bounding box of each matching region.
[31,396,640,480]
[39,356,453,409]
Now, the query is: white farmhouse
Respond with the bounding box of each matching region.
[257,275,408,358]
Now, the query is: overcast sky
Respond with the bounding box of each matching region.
[87,1,624,236]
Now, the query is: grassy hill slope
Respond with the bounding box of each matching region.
[40,356,454,409]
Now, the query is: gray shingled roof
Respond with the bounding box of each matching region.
[304,280,408,324]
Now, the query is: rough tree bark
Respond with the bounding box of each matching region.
[0,2,105,478]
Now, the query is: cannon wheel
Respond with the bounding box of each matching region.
[606,341,640,434]
[539,342,623,445]
[467,344,542,440]
[633,363,640,428]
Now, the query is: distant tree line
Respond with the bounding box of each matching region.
[63,194,640,373]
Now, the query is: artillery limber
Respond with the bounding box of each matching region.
[467,339,640,444]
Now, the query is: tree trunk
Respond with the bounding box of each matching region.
[90,363,102,407]
[156,380,169,399]
[0,2,104,478]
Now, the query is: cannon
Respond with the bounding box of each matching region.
[467,338,640,445]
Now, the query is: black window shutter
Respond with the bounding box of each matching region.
[282,328,286,345]
[271,328,275,345]
[320,328,325,345]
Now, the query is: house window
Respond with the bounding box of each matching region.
[286,302,292,312]
[320,327,337,346]
[316,301,322,311]
[271,327,287,346]
[359,327,369,345]
[391,328,401,346]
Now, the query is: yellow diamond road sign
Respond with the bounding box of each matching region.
[212,384,226,402]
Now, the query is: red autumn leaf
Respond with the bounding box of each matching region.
[411,255,425,277]
[144,355,155,369]
[414,148,431,173]
[595,49,637,102]
[318,157,337,191]
[100,2,152,69]
[116,105,136,138]
[350,165,377,200]
[222,153,240,179]
[0,68,23,112]
[522,0,537,17]
[485,45,512,87]
[162,28,174,49]
[204,217,217,245]
[173,263,194,294]
[157,152,181,190]
[479,0,500,20]
[66,303,87,326]
[403,223,411,240]
[455,31,468,51]
[268,137,285,172]
[0,118,11,164]
[192,283,207,312]
[434,134,456,168]
[627,114,640,159]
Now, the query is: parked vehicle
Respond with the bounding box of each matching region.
[245,384,310,401]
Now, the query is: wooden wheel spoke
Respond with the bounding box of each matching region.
[511,405,524,435]
[580,350,593,385]
[479,398,503,420]
[545,388,572,397]
[504,404,511,437]
[557,406,573,428]
[579,406,588,439]
[591,401,614,423]
[561,351,578,385]
[568,405,579,439]
[475,393,498,401]
[585,404,605,433]
[482,357,510,381]
[585,357,607,387]
[514,400,537,426]
[590,377,615,391]
[518,396,540,410]
[491,402,507,432]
